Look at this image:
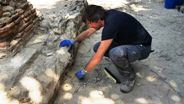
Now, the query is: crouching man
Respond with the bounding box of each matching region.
[60,5,152,93]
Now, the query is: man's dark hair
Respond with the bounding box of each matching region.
[82,5,106,23]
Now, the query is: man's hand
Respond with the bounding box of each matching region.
[59,39,74,47]
[75,69,87,80]
[84,39,113,72]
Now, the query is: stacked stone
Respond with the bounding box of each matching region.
[0,0,39,57]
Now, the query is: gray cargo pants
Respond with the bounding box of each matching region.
[93,42,151,74]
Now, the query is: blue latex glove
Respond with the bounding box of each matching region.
[59,39,74,47]
[75,69,86,80]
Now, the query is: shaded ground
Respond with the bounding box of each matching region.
[54,1,184,104]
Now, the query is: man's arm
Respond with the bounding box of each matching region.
[75,28,96,42]
[84,39,113,72]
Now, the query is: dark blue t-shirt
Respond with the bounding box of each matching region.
[102,10,152,46]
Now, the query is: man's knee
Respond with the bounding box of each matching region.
[93,42,100,52]
[109,47,127,61]
[109,47,131,70]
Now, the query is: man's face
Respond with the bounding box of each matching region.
[87,20,103,30]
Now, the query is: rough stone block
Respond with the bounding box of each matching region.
[3,6,14,12]
[2,11,11,17]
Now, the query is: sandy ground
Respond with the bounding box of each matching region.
[54,1,184,104]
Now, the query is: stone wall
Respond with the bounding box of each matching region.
[0,0,87,104]
[0,0,39,58]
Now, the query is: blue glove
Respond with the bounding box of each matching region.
[75,69,86,80]
[59,39,74,47]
